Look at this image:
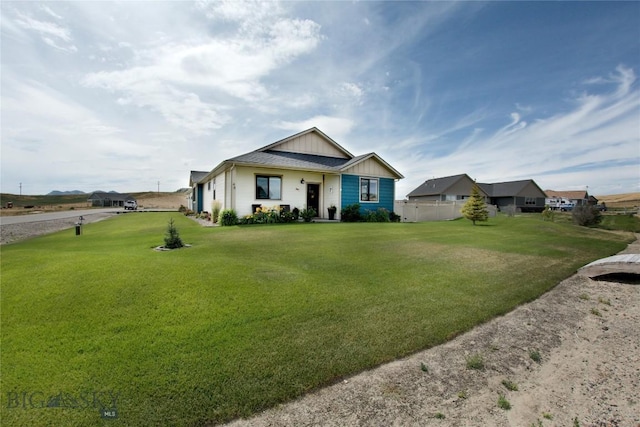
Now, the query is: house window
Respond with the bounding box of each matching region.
[525,197,537,205]
[207,181,211,190]
[256,176,282,200]
[360,177,378,202]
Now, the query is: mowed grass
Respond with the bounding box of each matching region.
[0,213,632,426]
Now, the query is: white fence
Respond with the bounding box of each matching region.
[394,200,497,222]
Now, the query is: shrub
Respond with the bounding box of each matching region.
[572,205,602,227]
[541,205,554,222]
[163,218,184,249]
[389,211,401,222]
[341,203,362,222]
[365,208,391,222]
[280,210,297,223]
[300,207,317,222]
[243,206,283,224]
[220,209,238,226]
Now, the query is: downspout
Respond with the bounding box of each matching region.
[230,164,236,212]
[322,174,325,219]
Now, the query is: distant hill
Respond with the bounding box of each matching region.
[47,190,86,196]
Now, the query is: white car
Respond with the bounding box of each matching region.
[124,200,138,210]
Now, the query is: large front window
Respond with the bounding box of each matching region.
[360,177,378,202]
[256,176,282,200]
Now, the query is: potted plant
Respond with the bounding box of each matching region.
[327,204,337,220]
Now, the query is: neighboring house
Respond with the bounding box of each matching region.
[188,170,209,213]
[88,191,136,208]
[478,180,547,212]
[545,190,595,207]
[406,174,489,202]
[406,175,547,213]
[191,127,404,220]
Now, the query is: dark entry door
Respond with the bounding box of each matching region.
[306,184,320,216]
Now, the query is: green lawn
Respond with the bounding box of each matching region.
[0,213,633,426]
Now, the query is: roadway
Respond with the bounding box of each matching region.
[0,208,123,225]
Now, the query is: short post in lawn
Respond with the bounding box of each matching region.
[75,215,84,236]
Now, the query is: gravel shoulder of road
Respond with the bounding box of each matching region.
[0,212,116,245]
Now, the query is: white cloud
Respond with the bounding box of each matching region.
[433,66,638,190]
[274,116,354,140]
[40,5,63,20]
[14,11,71,41]
[80,3,322,134]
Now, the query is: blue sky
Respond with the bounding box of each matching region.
[1,1,638,197]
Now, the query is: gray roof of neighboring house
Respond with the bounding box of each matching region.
[478,179,545,197]
[406,174,473,197]
[408,174,546,199]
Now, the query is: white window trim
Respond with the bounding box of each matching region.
[359,177,379,203]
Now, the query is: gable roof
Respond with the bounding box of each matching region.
[259,127,354,158]
[190,171,208,186]
[545,190,589,200]
[340,152,404,178]
[406,174,475,197]
[201,128,403,182]
[478,179,546,197]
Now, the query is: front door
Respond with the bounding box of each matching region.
[306,183,320,216]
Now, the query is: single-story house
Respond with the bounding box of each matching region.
[545,190,595,207]
[406,174,547,212]
[190,127,404,220]
[478,180,547,212]
[406,174,490,202]
[88,191,136,208]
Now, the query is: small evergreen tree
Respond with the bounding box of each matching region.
[461,183,489,225]
[164,218,184,249]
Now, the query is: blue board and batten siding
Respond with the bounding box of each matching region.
[341,174,396,214]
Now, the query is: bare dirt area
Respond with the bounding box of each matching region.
[226,238,640,427]
[137,193,187,209]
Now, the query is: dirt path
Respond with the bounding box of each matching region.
[226,238,640,427]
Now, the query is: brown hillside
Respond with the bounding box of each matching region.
[595,192,640,208]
